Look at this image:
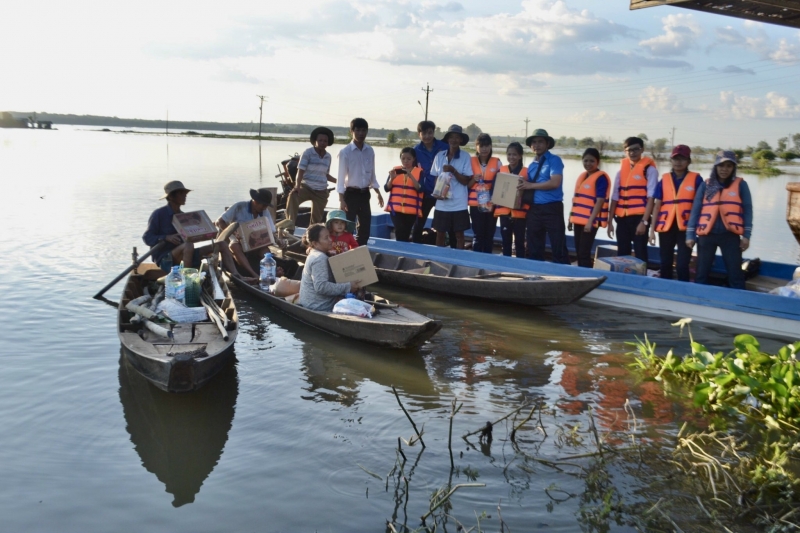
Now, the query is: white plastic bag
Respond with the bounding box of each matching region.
[157,299,208,323]
[770,278,800,299]
[332,298,374,318]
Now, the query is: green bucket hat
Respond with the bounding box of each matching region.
[325,209,355,233]
[525,128,555,150]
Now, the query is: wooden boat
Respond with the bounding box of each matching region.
[229,256,441,349]
[369,250,606,306]
[118,262,238,392]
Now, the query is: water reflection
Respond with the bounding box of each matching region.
[117,352,238,507]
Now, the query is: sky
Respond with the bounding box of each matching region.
[2,0,800,147]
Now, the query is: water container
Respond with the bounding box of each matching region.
[345,293,355,299]
[160,254,172,273]
[260,253,277,289]
[794,266,800,281]
[165,265,186,304]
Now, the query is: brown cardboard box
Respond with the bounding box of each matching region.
[239,216,276,253]
[328,246,379,287]
[491,172,524,210]
[172,210,217,243]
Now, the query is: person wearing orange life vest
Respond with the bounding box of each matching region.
[646,145,703,282]
[607,137,658,261]
[383,147,423,242]
[568,148,610,268]
[686,150,753,290]
[468,133,502,253]
[495,142,528,257]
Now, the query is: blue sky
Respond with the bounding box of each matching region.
[2,0,799,147]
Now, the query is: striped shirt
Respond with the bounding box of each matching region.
[298,147,331,191]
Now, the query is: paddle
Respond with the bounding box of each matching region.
[93,242,167,300]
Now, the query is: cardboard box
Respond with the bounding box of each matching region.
[328,246,379,287]
[491,172,524,209]
[594,244,618,261]
[594,255,647,275]
[172,210,216,243]
[239,216,276,253]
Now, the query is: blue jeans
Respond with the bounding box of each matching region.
[695,231,745,289]
[469,207,496,253]
[500,216,526,257]
[525,201,568,263]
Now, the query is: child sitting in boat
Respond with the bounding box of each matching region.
[326,210,359,256]
[298,224,362,311]
[648,145,703,282]
[686,151,753,290]
[384,147,423,242]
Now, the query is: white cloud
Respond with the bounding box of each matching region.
[769,38,800,63]
[494,74,546,97]
[639,14,701,57]
[708,65,755,75]
[640,86,684,112]
[720,91,800,119]
[712,24,799,64]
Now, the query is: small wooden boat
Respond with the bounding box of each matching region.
[229,256,441,349]
[118,262,238,393]
[369,250,605,306]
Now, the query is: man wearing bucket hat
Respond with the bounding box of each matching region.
[143,180,239,273]
[325,209,359,255]
[430,124,474,249]
[286,126,337,226]
[518,129,568,263]
[216,188,278,280]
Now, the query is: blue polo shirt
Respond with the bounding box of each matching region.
[526,152,565,204]
[414,138,449,195]
[143,203,178,264]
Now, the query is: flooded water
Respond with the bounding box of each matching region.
[0,127,797,532]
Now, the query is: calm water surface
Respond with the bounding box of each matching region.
[0,128,797,532]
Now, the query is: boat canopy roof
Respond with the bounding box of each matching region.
[630,0,800,30]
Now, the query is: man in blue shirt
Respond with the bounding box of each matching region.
[518,129,568,263]
[412,120,449,244]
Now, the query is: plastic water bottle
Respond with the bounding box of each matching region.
[165,265,186,304]
[260,253,277,289]
[345,293,355,299]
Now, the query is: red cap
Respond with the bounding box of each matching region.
[671,145,691,159]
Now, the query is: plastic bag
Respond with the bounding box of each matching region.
[332,298,374,318]
[157,299,208,323]
[475,179,492,212]
[770,278,800,299]
[432,172,453,200]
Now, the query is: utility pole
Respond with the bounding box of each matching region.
[670,126,676,148]
[421,84,433,121]
[524,117,530,139]
[257,95,267,138]
[166,110,169,136]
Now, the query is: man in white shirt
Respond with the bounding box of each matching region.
[430,124,473,249]
[337,117,384,245]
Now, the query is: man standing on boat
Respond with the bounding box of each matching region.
[337,117,384,245]
[143,180,240,273]
[518,129,569,263]
[286,127,337,226]
[412,120,449,244]
[215,188,277,281]
[430,124,473,249]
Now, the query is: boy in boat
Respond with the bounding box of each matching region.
[285,127,338,227]
[143,180,239,272]
[215,188,278,281]
[337,118,384,245]
[430,125,474,249]
[325,209,359,255]
[412,120,449,244]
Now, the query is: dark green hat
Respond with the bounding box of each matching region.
[525,128,555,150]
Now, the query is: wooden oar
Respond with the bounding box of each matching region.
[94,242,167,300]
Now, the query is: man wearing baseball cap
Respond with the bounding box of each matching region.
[646,145,703,282]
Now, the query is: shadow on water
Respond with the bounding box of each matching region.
[117,351,238,507]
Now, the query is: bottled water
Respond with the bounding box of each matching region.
[260,253,277,289]
[165,265,186,304]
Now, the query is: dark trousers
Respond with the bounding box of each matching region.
[658,225,691,281]
[525,202,568,263]
[469,207,496,253]
[573,225,599,268]
[344,188,372,246]
[696,232,745,289]
[391,212,417,242]
[412,195,437,244]
[500,216,526,257]
[615,215,648,261]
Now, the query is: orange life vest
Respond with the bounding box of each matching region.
[569,170,610,228]
[696,177,745,236]
[655,172,699,232]
[494,166,528,218]
[468,156,501,207]
[385,166,423,216]
[615,157,655,217]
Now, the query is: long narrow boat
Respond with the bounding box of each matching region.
[118,262,238,392]
[369,250,605,306]
[229,256,441,349]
